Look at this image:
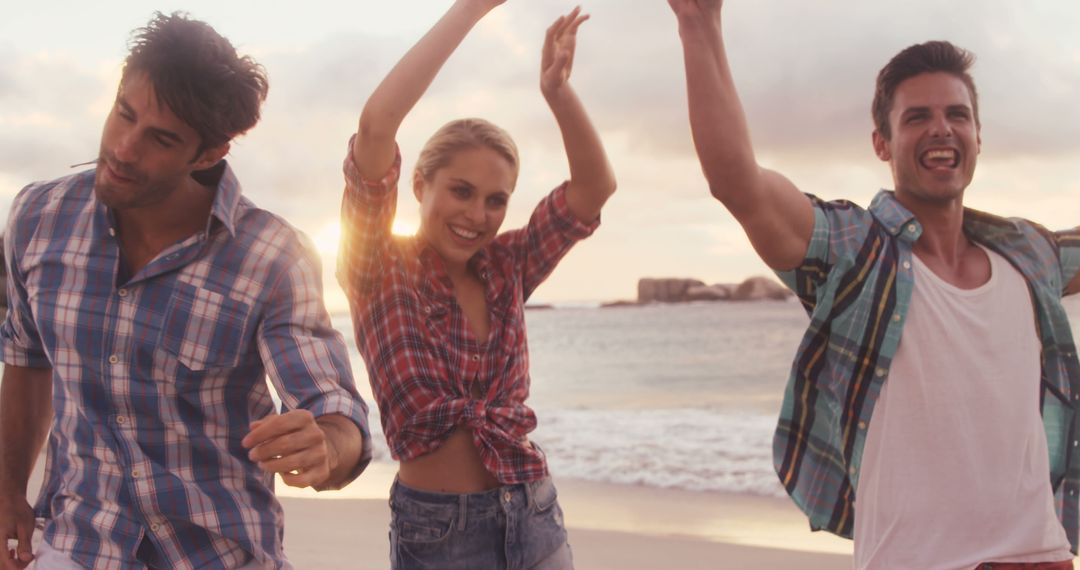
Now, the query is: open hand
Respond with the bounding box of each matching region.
[541,7,590,97]
[242,410,336,488]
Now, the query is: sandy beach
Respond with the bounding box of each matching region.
[276,462,853,569]
[25,457,852,568]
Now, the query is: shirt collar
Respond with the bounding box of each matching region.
[868,190,921,240]
[205,160,242,238]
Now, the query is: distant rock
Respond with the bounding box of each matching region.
[638,278,705,304]
[731,276,793,301]
[600,300,639,309]
[685,283,734,302]
[634,275,791,304]
[524,303,555,311]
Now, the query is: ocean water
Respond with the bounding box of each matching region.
[336,295,1080,498]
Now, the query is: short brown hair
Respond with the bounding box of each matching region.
[414,118,520,188]
[122,12,269,151]
[872,41,979,140]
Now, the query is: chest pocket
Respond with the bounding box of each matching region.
[159,282,252,371]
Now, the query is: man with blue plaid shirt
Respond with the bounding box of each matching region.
[670,1,1080,569]
[0,13,371,570]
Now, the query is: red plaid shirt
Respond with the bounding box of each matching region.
[338,138,598,484]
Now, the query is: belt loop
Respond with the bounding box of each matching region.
[457,494,467,531]
[524,480,534,509]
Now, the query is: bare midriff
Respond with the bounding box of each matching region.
[398,425,502,493]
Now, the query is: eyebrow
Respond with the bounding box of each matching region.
[116,96,186,145]
[449,178,476,189]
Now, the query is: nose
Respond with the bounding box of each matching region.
[111,125,139,164]
[463,199,485,224]
[927,113,953,139]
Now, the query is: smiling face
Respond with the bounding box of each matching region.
[95,72,226,210]
[873,72,981,206]
[413,146,516,272]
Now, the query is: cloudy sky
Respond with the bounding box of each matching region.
[2,1,1079,309]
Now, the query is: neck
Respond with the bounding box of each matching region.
[894,190,970,265]
[115,176,214,256]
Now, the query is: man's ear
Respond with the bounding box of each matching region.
[872,130,891,162]
[192,142,230,171]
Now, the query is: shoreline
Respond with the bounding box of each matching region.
[277,461,854,568]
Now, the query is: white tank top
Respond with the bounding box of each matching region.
[853,245,1073,570]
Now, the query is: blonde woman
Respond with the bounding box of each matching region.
[338,1,615,568]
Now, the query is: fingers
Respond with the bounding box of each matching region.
[243,411,331,488]
[13,523,32,568]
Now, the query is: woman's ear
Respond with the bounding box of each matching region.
[412,170,426,202]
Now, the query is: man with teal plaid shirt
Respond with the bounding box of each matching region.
[669,1,1080,568]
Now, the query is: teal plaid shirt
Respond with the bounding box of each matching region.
[774,190,1080,551]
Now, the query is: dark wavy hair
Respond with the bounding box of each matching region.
[872,40,979,140]
[122,12,269,152]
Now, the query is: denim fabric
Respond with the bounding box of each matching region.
[389,476,572,570]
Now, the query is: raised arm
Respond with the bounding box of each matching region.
[540,8,617,223]
[669,0,813,271]
[354,0,506,179]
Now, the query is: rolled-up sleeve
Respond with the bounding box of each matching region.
[258,238,372,484]
[504,182,600,300]
[0,184,51,369]
[1056,228,1080,295]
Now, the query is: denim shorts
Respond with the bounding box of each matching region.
[388,476,573,570]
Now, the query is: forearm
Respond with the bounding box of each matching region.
[314,414,364,491]
[0,365,52,495]
[355,1,491,177]
[545,86,616,222]
[677,13,763,207]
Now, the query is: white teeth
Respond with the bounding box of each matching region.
[450,225,480,240]
[921,148,958,168]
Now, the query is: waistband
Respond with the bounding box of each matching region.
[977,561,1074,570]
[389,475,552,518]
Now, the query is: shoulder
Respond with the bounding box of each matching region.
[231,197,322,275]
[7,170,95,250]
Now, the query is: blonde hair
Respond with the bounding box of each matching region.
[413,118,520,188]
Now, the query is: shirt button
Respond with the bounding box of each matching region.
[503,492,512,503]
[150,523,160,532]
[108,355,120,364]
[481,272,490,280]
[132,470,141,478]
[891,314,901,323]
[424,306,432,314]
[848,466,857,476]
[875,368,887,377]
[902,261,912,270]
[906,224,917,233]
[117,288,128,297]
[116,416,127,425]
[108,227,116,237]
[471,354,480,362]
[858,421,867,430]
[1074,441,1078,447]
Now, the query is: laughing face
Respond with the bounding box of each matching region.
[413,146,515,272]
[873,72,981,206]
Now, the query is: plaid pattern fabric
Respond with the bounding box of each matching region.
[1,165,371,570]
[338,138,597,484]
[774,190,1080,551]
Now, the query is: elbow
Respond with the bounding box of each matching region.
[356,108,397,145]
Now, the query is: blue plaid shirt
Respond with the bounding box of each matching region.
[774,190,1080,550]
[1,165,372,569]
